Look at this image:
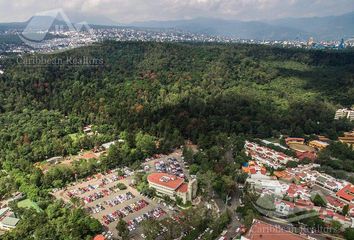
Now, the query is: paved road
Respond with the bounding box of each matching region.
[220,185,244,239]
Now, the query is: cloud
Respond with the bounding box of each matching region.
[0,0,353,23]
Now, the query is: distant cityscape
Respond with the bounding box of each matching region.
[0,25,354,55]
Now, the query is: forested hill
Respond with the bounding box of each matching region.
[0,42,354,151]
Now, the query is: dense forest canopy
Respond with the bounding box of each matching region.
[0,42,353,165]
[2,42,354,126]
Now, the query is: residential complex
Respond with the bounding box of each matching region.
[338,131,354,147]
[245,141,297,169]
[243,140,354,232]
[308,140,329,150]
[335,108,354,121]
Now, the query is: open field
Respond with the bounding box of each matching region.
[34,150,103,173]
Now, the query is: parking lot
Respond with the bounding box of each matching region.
[53,169,168,239]
[143,150,191,180]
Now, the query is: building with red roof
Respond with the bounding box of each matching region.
[318,208,353,228]
[242,219,309,240]
[325,195,346,211]
[147,173,197,204]
[285,183,311,200]
[349,205,354,217]
[295,199,314,207]
[242,162,268,176]
[285,138,305,145]
[93,235,105,240]
[244,141,296,169]
[274,170,293,181]
[275,200,296,215]
[177,183,188,193]
[336,184,354,203]
[296,151,317,161]
[147,173,184,190]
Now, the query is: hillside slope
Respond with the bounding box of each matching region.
[1,42,353,141]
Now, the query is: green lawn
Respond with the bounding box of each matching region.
[68,133,85,142]
[17,199,42,213]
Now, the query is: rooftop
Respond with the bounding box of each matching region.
[286,138,305,142]
[309,140,329,147]
[101,141,116,149]
[93,235,106,240]
[147,173,184,190]
[296,151,316,161]
[176,183,188,193]
[1,216,19,227]
[295,199,314,206]
[46,156,62,162]
[274,170,292,180]
[325,195,346,208]
[336,184,354,202]
[344,131,354,137]
[244,219,308,240]
[0,208,9,217]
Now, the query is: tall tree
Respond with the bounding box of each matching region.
[116,219,129,239]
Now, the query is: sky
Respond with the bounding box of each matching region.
[0,0,354,23]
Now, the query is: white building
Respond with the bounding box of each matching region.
[275,200,295,216]
[0,217,19,230]
[147,173,197,204]
[46,156,63,165]
[335,108,354,121]
[102,141,116,150]
[0,208,19,230]
[246,179,284,196]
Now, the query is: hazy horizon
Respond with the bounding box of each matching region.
[0,0,354,24]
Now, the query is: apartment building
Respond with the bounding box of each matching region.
[335,108,354,121]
